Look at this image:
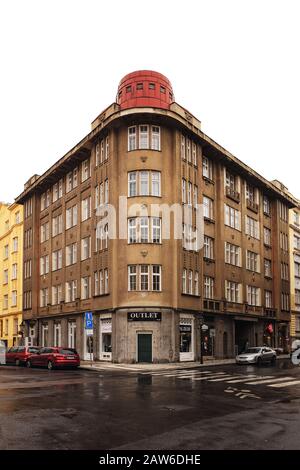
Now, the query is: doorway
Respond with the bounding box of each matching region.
[137,333,152,363]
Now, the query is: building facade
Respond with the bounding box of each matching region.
[15,70,296,362]
[289,203,300,341]
[0,202,23,348]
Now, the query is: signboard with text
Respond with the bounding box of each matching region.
[127,312,162,322]
[85,312,93,330]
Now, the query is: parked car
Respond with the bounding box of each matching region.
[26,347,80,370]
[236,347,276,365]
[6,346,41,366]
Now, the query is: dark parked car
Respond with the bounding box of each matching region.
[26,347,80,370]
[6,346,41,366]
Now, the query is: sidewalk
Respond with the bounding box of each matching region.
[79,355,290,372]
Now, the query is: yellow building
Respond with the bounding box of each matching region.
[0,202,23,348]
[290,203,300,340]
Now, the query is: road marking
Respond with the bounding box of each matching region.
[269,380,300,388]
[226,375,273,384]
[149,370,213,377]
[190,373,229,381]
[246,376,294,385]
[0,378,99,390]
[207,375,242,382]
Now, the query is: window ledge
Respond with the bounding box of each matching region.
[202,176,214,184]
[204,217,215,224]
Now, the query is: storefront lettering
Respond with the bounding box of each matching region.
[127,312,161,321]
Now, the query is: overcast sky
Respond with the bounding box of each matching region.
[0,0,299,203]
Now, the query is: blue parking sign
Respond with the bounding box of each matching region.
[85,311,93,329]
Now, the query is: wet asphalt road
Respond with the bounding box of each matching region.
[1,360,300,450]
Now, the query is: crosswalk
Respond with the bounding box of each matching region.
[140,368,300,390]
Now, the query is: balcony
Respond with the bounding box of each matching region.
[246,198,259,213]
[203,299,221,311]
[225,186,240,203]
[264,308,277,318]
[224,301,245,313]
[245,304,263,315]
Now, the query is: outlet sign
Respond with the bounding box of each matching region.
[127,312,161,322]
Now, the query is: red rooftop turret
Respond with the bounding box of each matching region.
[117,70,174,110]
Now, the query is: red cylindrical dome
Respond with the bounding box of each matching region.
[117,70,174,110]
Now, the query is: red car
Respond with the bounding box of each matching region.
[6,346,41,366]
[26,347,80,370]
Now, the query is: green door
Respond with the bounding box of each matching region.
[137,334,152,363]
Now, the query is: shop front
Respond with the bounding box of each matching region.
[99,314,112,361]
[263,321,275,348]
[179,315,195,362]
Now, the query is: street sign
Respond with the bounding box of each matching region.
[86,329,93,336]
[85,311,93,330]
[201,324,209,331]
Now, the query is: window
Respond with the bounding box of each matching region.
[264,227,271,246]
[95,142,100,166]
[151,126,160,150]
[294,235,300,250]
[40,288,49,307]
[41,190,51,211]
[294,261,300,277]
[136,82,143,90]
[245,183,256,204]
[246,251,260,272]
[24,291,32,309]
[188,270,193,294]
[66,205,78,229]
[280,232,288,251]
[204,276,214,299]
[149,83,155,90]
[12,237,18,252]
[247,286,261,306]
[160,85,166,93]
[293,211,300,226]
[65,280,77,302]
[203,196,213,219]
[81,196,91,221]
[68,321,77,349]
[225,242,241,266]
[281,262,289,280]
[81,237,91,260]
[225,204,241,230]
[202,156,213,180]
[104,268,109,294]
[187,182,192,206]
[11,290,17,307]
[40,222,50,242]
[95,269,108,295]
[52,285,62,305]
[182,178,186,203]
[265,290,272,308]
[3,269,8,284]
[41,324,49,347]
[295,289,300,305]
[24,198,33,218]
[52,250,62,271]
[225,171,237,192]
[181,135,186,160]
[52,214,63,237]
[3,295,8,309]
[186,139,191,162]
[40,255,49,275]
[66,243,77,266]
[105,136,109,160]
[12,263,18,280]
[13,318,19,335]
[279,202,288,222]
[128,265,161,291]
[105,179,109,204]
[81,159,91,182]
[204,236,214,259]
[128,126,137,151]
[139,125,149,149]
[128,217,162,244]
[3,244,9,259]
[52,182,59,202]
[182,269,187,294]
[58,179,63,198]
[225,281,241,303]
[281,293,290,311]
[81,276,91,300]
[193,185,198,208]
[264,259,272,278]
[194,272,199,296]
[128,171,161,197]
[245,216,260,239]
[152,217,161,243]
[15,211,20,224]
[53,323,62,347]
[263,196,271,215]
[192,143,197,166]
[24,228,33,248]
[24,260,32,279]
[66,168,78,193]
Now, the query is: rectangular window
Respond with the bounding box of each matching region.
[66,205,78,229]
[52,214,63,237]
[225,242,241,266]
[3,269,8,284]
[140,217,149,243]
[181,135,186,160]
[81,236,91,260]
[188,270,193,294]
[128,218,137,243]
[151,126,160,150]
[204,236,214,259]
[204,276,214,299]
[11,290,17,307]
[182,269,187,294]
[203,196,213,219]
[81,276,91,300]
[81,197,91,221]
[193,185,198,208]
[3,244,9,259]
[128,126,137,151]
[281,293,290,311]
[245,216,260,239]
[40,255,49,275]
[140,265,149,291]
[151,171,161,196]
[247,286,261,306]
[52,285,62,305]
[192,142,197,166]
[11,263,18,280]
[186,139,191,162]
[265,290,272,308]
[40,222,50,242]
[105,136,109,160]
[225,281,241,303]
[225,204,241,230]
[152,217,161,243]
[128,265,137,291]
[295,289,300,305]
[182,178,186,203]
[104,268,109,293]
[65,280,77,302]
[194,271,199,296]
[187,182,192,206]
[263,196,271,215]
[294,235,300,250]
[52,249,62,271]
[128,172,137,197]
[279,202,288,222]
[295,261,300,278]
[264,259,272,277]
[105,179,109,204]
[264,227,271,246]
[81,159,91,182]
[52,183,59,203]
[139,125,149,149]
[202,156,212,180]
[40,288,49,307]
[152,265,161,291]
[281,262,289,280]
[246,251,260,272]
[293,211,300,226]
[66,243,77,266]
[140,171,149,196]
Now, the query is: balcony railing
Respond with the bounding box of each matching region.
[225,186,240,202]
[246,198,259,213]
[264,308,277,318]
[203,299,221,311]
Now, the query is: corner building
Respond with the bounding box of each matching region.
[16,70,295,362]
